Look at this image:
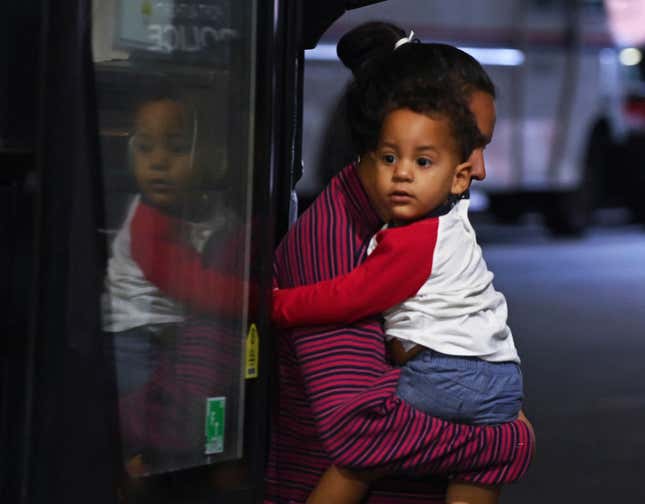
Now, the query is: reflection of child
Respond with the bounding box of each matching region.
[102,94,243,394]
[272,89,522,503]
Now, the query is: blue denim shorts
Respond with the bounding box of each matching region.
[396,348,523,425]
[106,325,177,394]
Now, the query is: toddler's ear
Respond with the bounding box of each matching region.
[452,161,472,195]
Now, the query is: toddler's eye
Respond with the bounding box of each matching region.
[417,157,432,167]
[168,139,192,155]
[133,139,153,154]
[381,153,397,164]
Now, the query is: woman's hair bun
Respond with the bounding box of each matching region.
[336,21,405,75]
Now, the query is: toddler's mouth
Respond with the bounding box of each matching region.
[148,180,174,191]
[389,190,414,203]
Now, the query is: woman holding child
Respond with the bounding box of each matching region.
[266,22,534,504]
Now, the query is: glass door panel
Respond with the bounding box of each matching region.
[92,0,257,477]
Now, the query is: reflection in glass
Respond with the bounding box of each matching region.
[93,0,256,477]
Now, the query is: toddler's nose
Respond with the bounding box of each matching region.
[149,147,170,170]
[392,160,414,181]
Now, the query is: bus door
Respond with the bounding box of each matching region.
[92,0,276,499]
[3,0,297,502]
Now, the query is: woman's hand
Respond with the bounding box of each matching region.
[517,410,536,457]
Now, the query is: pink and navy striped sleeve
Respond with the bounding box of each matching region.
[264,163,534,503]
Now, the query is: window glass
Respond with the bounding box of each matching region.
[92,0,256,476]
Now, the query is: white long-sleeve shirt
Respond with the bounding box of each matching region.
[370,199,519,363]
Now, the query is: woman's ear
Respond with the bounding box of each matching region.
[451,161,473,195]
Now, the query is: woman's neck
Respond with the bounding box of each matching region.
[356,156,390,223]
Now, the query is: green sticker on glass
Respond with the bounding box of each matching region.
[205,397,225,455]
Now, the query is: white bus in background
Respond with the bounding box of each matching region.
[300,0,645,235]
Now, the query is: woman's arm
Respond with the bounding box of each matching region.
[289,320,534,484]
[272,217,439,328]
[130,202,248,317]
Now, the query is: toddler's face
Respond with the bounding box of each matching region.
[370,108,469,225]
[132,99,195,211]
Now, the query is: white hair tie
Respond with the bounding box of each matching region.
[394,30,415,50]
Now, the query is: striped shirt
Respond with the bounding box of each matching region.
[265,162,533,503]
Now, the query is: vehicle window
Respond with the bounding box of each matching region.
[92,0,256,476]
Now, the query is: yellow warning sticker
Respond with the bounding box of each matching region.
[245,323,259,379]
[141,0,152,16]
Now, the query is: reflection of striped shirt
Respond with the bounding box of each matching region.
[265,162,533,504]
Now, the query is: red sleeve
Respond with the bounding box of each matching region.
[130,201,249,317]
[272,218,439,328]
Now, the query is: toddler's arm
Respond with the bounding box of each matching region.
[272,217,439,327]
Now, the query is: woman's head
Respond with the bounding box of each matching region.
[336,21,406,76]
[339,23,496,181]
